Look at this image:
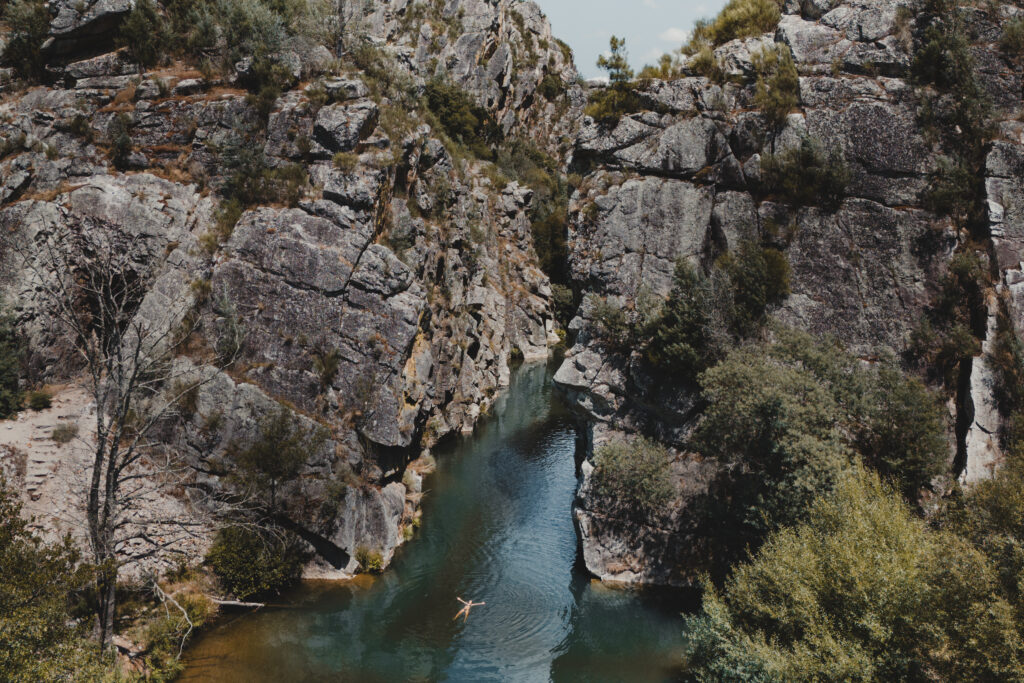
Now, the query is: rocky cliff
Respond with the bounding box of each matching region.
[555,0,1024,584]
[0,0,577,577]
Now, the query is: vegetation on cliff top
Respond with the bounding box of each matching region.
[685,0,783,53]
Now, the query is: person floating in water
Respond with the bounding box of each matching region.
[454,597,485,621]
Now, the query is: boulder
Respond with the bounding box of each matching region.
[312,101,380,153]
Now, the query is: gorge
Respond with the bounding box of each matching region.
[3,0,1024,679]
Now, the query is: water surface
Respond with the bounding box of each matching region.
[182,361,688,682]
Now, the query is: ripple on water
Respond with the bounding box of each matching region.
[181,363,688,683]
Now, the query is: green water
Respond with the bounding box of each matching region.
[181,361,690,682]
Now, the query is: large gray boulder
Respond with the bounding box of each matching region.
[313,100,380,153]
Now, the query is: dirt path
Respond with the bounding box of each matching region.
[0,385,213,578]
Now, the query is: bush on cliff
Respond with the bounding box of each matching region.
[760,137,850,210]
[909,251,988,388]
[424,77,503,159]
[694,339,854,550]
[685,0,782,53]
[682,466,1024,682]
[592,438,675,517]
[0,304,23,419]
[1,0,50,82]
[948,443,1024,619]
[643,242,790,383]
[494,139,571,283]
[753,44,800,133]
[205,526,306,600]
[119,0,170,69]
[912,5,994,238]
[694,328,950,559]
[1001,18,1024,56]
[585,36,643,124]
[231,407,328,511]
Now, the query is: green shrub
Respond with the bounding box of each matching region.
[910,251,987,387]
[332,151,359,173]
[26,390,51,411]
[0,484,112,681]
[592,438,675,516]
[590,296,635,354]
[141,591,213,681]
[0,133,26,160]
[688,45,725,83]
[949,446,1024,616]
[760,137,850,210]
[550,284,577,328]
[241,57,293,120]
[424,77,502,159]
[205,526,305,600]
[912,22,976,92]
[219,0,285,65]
[0,305,22,419]
[51,423,78,445]
[214,294,245,364]
[989,316,1024,421]
[921,155,977,219]
[753,44,799,131]
[856,368,949,496]
[1,0,50,82]
[762,247,791,303]
[119,0,169,68]
[108,113,134,171]
[220,138,307,208]
[644,242,790,382]
[232,407,327,510]
[312,348,340,388]
[638,53,683,80]
[354,546,384,574]
[683,466,1024,682]
[694,339,854,549]
[493,139,569,281]
[644,261,724,382]
[537,73,564,101]
[69,114,92,141]
[585,81,638,126]
[585,37,642,124]
[695,327,950,560]
[911,9,993,230]
[685,0,782,52]
[1001,18,1024,56]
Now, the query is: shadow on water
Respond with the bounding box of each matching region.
[181,360,692,682]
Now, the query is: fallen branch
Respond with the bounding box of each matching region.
[210,597,266,609]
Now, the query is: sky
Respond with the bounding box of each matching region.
[536,0,730,79]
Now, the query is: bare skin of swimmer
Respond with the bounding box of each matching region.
[454,597,485,621]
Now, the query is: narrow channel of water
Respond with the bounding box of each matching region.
[181,360,689,682]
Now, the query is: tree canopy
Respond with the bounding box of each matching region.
[683,466,1024,682]
[0,483,111,682]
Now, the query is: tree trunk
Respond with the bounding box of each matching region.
[96,565,117,650]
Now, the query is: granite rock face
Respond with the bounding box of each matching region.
[0,0,568,577]
[556,0,1024,584]
[337,0,583,155]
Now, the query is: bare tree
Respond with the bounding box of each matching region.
[3,223,231,649]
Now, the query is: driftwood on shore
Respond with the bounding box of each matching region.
[210,597,266,609]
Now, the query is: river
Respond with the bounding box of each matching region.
[181,360,689,682]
